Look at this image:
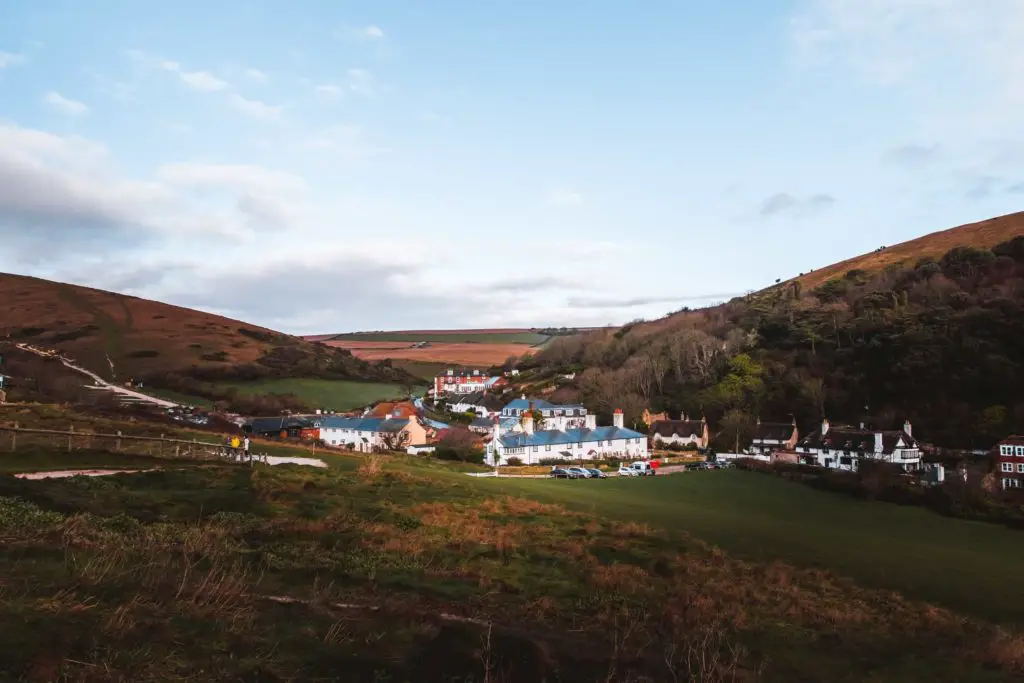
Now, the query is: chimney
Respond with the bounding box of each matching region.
[613,409,624,429]
[822,419,830,436]
[903,419,912,437]
[521,394,526,400]
[523,412,534,435]
[585,413,597,430]
[392,409,401,419]
[874,432,883,453]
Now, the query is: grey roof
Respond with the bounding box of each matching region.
[246,416,317,433]
[502,398,586,414]
[799,426,918,453]
[320,416,410,433]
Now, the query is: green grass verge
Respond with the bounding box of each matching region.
[212,378,410,411]
[333,331,550,344]
[0,453,1021,681]
[474,470,1024,625]
[391,360,450,381]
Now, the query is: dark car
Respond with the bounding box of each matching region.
[550,467,573,479]
[586,468,607,478]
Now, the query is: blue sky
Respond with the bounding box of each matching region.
[1,0,1023,333]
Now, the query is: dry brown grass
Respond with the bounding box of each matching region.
[325,340,536,365]
[795,210,1024,289]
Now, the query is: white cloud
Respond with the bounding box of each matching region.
[244,68,267,83]
[157,162,305,195]
[314,84,343,98]
[791,1,1024,107]
[159,59,229,91]
[346,68,375,95]
[0,51,25,68]
[363,25,385,39]
[43,91,89,115]
[547,188,585,207]
[229,93,283,120]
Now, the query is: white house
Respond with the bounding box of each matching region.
[433,368,501,396]
[796,419,922,472]
[648,414,709,450]
[501,396,588,431]
[319,415,428,453]
[748,418,799,457]
[448,391,505,418]
[487,409,648,465]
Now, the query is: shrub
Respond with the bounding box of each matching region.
[505,456,524,466]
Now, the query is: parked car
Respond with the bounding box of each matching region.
[551,467,585,479]
[623,461,657,476]
[587,468,607,479]
[618,464,640,477]
[567,466,593,478]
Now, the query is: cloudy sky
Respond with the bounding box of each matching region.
[1,1,1023,333]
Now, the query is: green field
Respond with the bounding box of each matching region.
[478,471,1024,625]
[2,448,1022,681]
[332,331,551,345]
[214,378,413,411]
[391,359,450,381]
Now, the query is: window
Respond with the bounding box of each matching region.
[533,446,539,453]
[1001,446,1011,455]
[545,445,551,451]
[1018,446,1024,456]
[1002,462,1014,473]
[1018,463,1024,474]
[1006,478,1022,489]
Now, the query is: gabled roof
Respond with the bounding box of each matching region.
[246,416,317,432]
[450,391,505,412]
[502,397,586,414]
[498,425,645,448]
[368,401,417,418]
[1000,435,1024,447]
[320,416,410,433]
[754,422,797,442]
[649,419,705,438]
[799,425,918,453]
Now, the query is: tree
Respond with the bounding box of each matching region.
[379,429,410,452]
[718,409,755,453]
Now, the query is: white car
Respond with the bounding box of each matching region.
[618,465,640,477]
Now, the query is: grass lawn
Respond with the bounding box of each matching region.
[475,470,1024,625]
[391,359,450,381]
[1,452,1022,681]
[334,331,550,345]
[213,378,411,411]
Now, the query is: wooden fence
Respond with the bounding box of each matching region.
[0,423,234,461]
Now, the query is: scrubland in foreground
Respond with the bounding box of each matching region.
[1,450,1023,682]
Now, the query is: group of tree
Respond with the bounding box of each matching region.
[534,237,1024,449]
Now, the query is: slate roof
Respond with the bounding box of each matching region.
[320,416,409,433]
[502,398,586,414]
[470,417,493,429]
[649,419,705,438]
[498,426,645,448]
[1000,435,1024,447]
[754,422,797,442]
[799,426,918,453]
[246,416,318,433]
[450,391,505,412]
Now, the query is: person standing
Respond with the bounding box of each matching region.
[243,436,250,461]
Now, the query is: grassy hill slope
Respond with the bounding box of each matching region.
[795,211,1024,289]
[0,272,414,393]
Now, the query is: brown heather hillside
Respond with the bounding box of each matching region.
[794,210,1024,289]
[0,272,410,387]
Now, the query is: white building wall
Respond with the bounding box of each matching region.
[490,437,648,466]
[653,433,701,448]
[320,427,383,453]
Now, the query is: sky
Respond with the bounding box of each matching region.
[1,0,1023,334]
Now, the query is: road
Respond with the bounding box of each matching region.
[14,343,178,409]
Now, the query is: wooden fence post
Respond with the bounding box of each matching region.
[116,431,122,452]
[160,434,164,457]
[11,422,17,452]
[68,425,74,452]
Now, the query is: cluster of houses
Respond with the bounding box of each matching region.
[241,367,1023,484]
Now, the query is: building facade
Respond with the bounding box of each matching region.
[449,391,505,418]
[749,419,799,456]
[996,436,1024,490]
[649,415,710,450]
[487,408,647,465]
[319,415,428,453]
[501,396,588,431]
[433,368,500,396]
[796,419,921,472]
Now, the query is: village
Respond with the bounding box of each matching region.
[235,367,1024,489]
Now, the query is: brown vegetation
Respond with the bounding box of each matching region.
[325,340,535,365]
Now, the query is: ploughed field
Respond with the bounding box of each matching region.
[313,328,563,366]
[1,442,1023,682]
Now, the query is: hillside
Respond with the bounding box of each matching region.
[0,273,415,402]
[794,211,1024,289]
[530,215,1024,448]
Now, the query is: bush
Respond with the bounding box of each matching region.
[505,456,524,466]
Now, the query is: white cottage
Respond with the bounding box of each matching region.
[796,419,922,472]
[487,409,648,465]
